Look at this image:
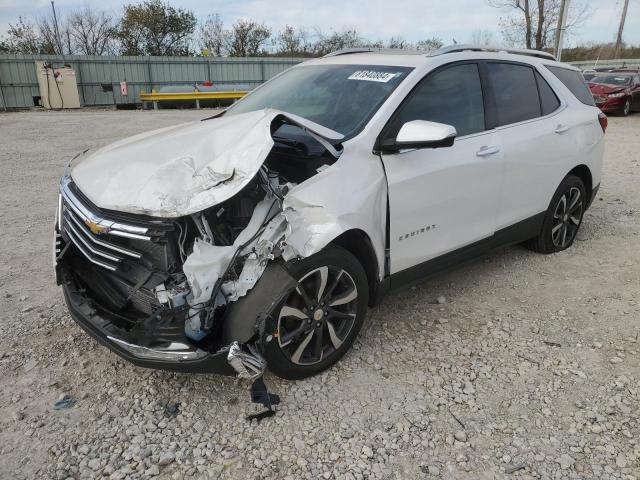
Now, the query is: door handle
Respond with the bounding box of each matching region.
[476,145,500,157]
[554,124,570,134]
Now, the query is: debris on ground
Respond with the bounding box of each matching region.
[1,111,639,479]
[53,395,74,410]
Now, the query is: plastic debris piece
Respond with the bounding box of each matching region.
[246,376,280,423]
[227,342,266,380]
[163,401,180,416]
[53,395,74,410]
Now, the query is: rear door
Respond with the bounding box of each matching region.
[484,62,577,230]
[380,62,504,274]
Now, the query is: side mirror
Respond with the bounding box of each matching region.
[381,120,457,152]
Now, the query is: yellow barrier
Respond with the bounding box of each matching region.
[140,90,249,109]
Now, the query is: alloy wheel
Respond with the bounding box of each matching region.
[623,99,631,116]
[277,266,358,366]
[551,186,583,248]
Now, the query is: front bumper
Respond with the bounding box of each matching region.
[595,97,626,113]
[61,277,235,375]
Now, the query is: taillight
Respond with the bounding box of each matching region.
[598,112,608,133]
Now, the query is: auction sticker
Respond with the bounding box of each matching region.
[348,70,399,82]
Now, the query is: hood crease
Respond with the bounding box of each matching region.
[70,109,342,218]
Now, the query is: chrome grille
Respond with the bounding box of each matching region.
[60,179,148,272]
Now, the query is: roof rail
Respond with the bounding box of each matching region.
[324,48,377,57]
[428,44,556,61]
[324,47,421,57]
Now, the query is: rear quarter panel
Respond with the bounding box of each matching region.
[540,66,604,200]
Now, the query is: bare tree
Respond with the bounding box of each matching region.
[535,0,545,50]
[387,36,411,49]
[311,28,363,56]
[198,14,228,56]
[385,36,443,51]
[415,37,443,51]
[488,0,590,49]
[38,12,72,54]
[275,24,311,56]
[4,17,48,53]
[68,7,116,55]
[470,29,495,46]
[227,19,271,56]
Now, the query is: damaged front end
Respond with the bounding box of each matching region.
[54,110,342,378]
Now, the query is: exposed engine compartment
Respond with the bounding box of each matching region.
[57,122,340,355]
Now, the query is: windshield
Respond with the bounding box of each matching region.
[590,75,631,86]
[225,64,412,139]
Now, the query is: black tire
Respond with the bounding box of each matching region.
[263,245,368,380]
[525,175,586,254]
[621,99,631,117]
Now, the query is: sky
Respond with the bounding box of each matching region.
[0,0,638,48]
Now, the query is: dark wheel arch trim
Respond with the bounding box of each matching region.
[329,229,380,307]
[567,164,592,205]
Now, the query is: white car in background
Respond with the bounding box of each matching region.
[54,45,605,382]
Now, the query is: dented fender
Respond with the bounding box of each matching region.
[280,149,387,281]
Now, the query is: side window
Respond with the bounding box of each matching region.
[385,63,485,139]
[486,63,541,126]
[546,65,596,106]
[535,71,561,115]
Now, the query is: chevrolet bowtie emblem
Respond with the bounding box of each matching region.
[84,220,109,235]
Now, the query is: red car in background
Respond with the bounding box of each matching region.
[588,71,640,116]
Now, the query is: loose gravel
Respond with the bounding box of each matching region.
[1,109,639,480]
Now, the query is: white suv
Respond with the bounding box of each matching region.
[54,45,605,380]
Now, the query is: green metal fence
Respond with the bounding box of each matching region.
[571,59,640,70]
[0,54,305,109]
[1,54,638,110]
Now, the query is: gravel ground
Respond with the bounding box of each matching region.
[0,109,639,480]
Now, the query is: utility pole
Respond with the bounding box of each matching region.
[614,0,630,59]
[50,1,63,54]
[554,0,570,61]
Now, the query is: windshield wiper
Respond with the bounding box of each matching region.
[272,136,308,153]
[201,109,227,121]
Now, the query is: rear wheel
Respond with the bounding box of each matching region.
[525,175,586,254]
[263,246,368,380]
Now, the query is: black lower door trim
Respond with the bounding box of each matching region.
[386,211,545,293]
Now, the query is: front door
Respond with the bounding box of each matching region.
[380,62,504,274]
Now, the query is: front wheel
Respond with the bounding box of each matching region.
[621,99,631,116]
[263,246,369,380]
[525,175,586,254]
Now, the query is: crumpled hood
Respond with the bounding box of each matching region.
[588,83,626,95]
[70,109,342,218]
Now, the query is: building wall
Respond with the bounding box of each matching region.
[0,54,305,109]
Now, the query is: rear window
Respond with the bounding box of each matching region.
[546,65,595,106]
